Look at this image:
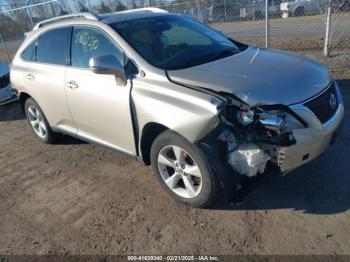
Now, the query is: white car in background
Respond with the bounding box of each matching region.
[281,0,328,18]
[0,63,17,106]
[246,0,282,19]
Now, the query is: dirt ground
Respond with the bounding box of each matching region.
[0,77,349,256]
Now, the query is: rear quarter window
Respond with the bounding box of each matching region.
[21,42,36,61]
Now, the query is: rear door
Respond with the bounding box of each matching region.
[64,26,136,155]
[24,27,76,133]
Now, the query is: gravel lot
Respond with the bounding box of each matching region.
[0,78,349,256]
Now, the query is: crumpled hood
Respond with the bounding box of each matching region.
[167,46,331,106]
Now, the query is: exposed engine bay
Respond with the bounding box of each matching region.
[221,105,300,148]
[217,96,308,176]
[199,95,308,203]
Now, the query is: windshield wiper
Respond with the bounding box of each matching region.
[164,49,241,70]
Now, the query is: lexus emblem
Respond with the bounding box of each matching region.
[329,93,337,110]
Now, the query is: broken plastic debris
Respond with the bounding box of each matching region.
[227,144,270,177]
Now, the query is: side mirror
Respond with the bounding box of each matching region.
[89,55,127,86]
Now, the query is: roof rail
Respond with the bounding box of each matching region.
[33,13,99,30]
[115,7,168,14]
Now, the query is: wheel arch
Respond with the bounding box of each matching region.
[19,93,56,129]
[293,5,305,15]
[140,122,169,165]
[19,92,31,112]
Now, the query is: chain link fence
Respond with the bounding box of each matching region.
[1,0,349,77]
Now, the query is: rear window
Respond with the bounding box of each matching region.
[36,27,71,65]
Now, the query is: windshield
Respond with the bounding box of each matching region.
[111,15,243,70]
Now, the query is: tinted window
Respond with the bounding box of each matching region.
[162,24,211,46]
[71,27,123,68]
[21,42,36,61]
[36,27,70,65]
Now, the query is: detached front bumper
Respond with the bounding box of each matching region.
[277,82,344,172]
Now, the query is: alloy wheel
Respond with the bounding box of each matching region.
[157,145,203,199]
[27,106,47,139]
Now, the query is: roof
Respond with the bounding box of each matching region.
[101,11,170,24]
[32,8,169,30]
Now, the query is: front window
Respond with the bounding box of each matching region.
[111,15,244,70]
[71,27,124,68]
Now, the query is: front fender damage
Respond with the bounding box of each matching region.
[198,125,272,204]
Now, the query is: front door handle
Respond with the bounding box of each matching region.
[66,81,79,90]
[25,73,35,81]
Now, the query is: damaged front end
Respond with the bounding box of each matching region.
[199,95,307,204]
[221,98,308,173]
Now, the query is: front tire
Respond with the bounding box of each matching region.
[24,98,60,144]
[150,130,220,208]
[294,6,305,16]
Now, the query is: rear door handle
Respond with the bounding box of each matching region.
[25,73,35,81]
[66,81,79,90]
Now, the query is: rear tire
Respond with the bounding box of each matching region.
[24,98,60,144]
[150,130,220,208]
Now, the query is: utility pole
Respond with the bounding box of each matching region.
[87,0,93,11]
[50,2,56,16]
[75,0,80,12]
[196,0,202,22]
[324,0,332,56]
[224,0,227,21]
[25,0,34,29]
[253,1,256,21]
[265,0,269,48]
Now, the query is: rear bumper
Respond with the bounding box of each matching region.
[278,82,344,172]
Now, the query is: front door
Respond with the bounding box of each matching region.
[64,26,136,155]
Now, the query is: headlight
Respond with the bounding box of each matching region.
[232,105,306,132]
[258,110,305,130]
[225,107,299,146]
